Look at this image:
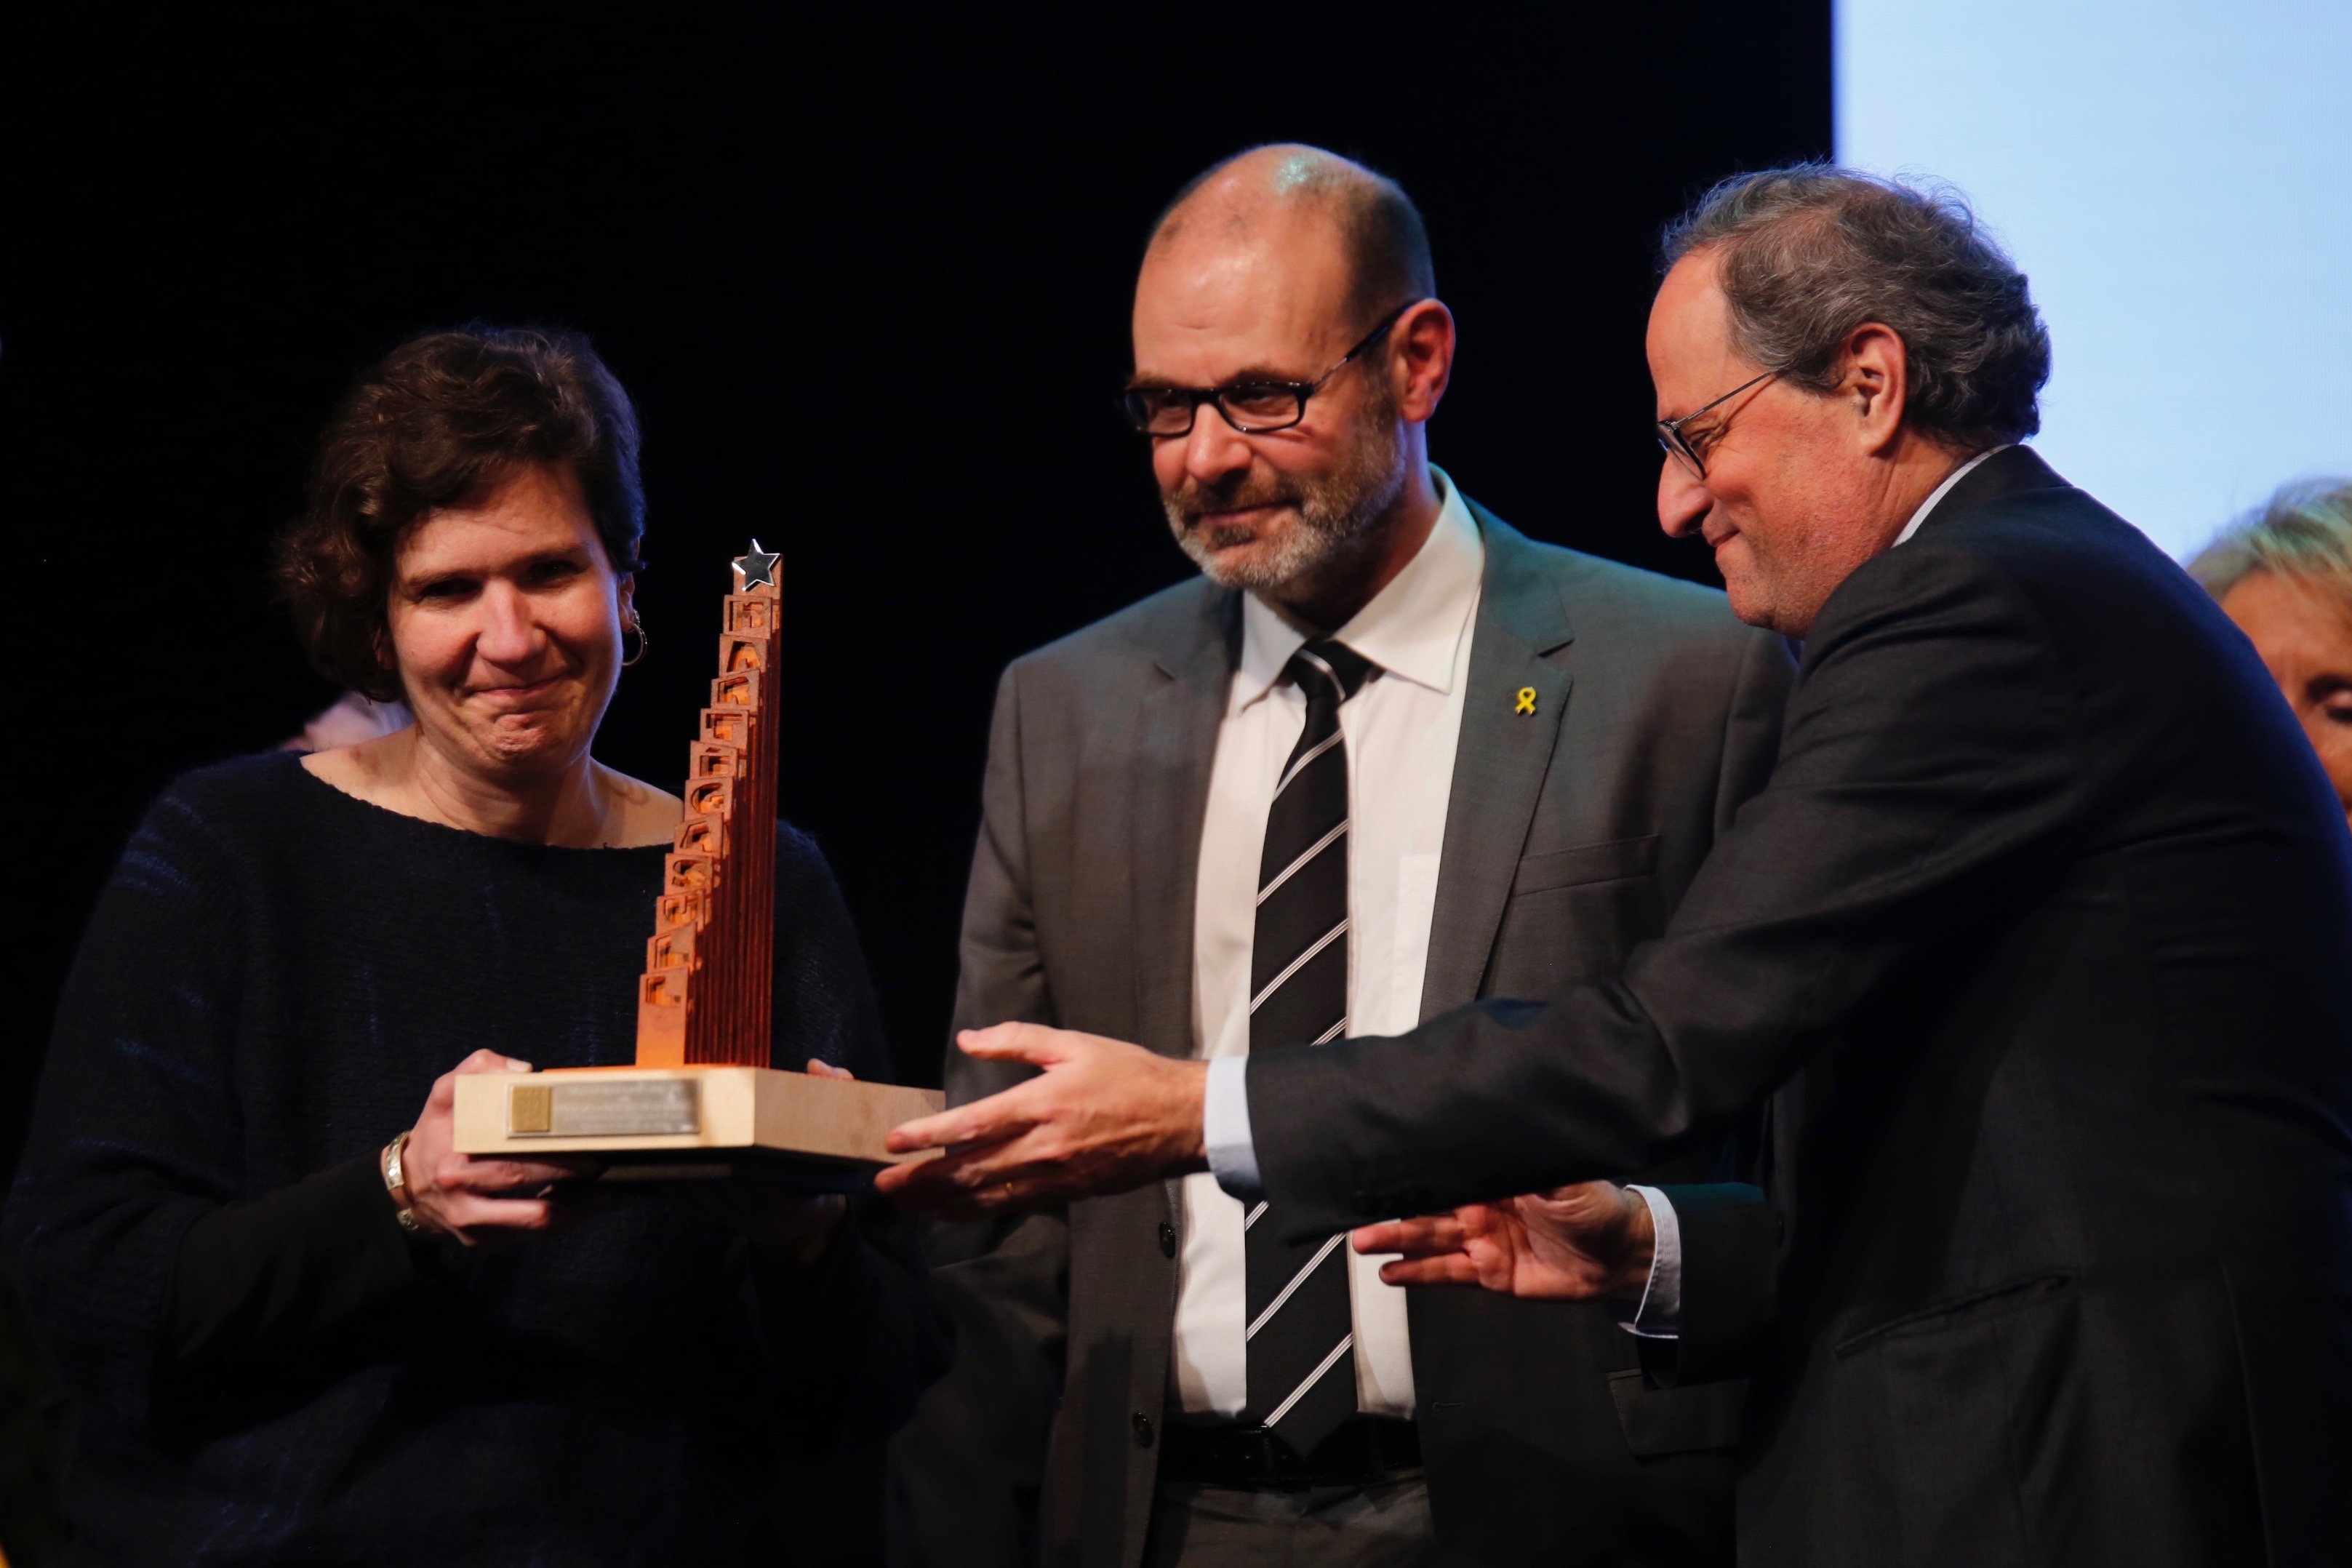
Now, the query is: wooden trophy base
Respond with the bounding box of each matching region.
[452,1065,944,1185]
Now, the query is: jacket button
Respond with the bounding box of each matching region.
[1158,1221,1177,1258]
[1132,1412,1155,1449]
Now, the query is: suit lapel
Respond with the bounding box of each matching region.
[1421,508,1575,1016]
[1129,587,1241,1059]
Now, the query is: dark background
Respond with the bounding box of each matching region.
[4,3,1825,1549]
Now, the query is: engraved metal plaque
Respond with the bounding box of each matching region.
[508,1078,701,1137]
[510,1084,553,1134]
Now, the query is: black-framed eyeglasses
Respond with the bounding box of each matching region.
[1655,369,1775,479]
[1120,299,1423,437]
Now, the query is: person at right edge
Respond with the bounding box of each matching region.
[876,167,2352,1567]
[2189,479,2352,835]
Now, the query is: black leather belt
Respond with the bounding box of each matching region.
[1158,1415,1422,1491]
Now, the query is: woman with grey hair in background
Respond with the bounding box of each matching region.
[2191,479,2352,831]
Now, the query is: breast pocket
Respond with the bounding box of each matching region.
[1488,835,1665,994]
[1510,834,1660,895]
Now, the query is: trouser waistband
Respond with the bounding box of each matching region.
[1157,1416,1421,1491]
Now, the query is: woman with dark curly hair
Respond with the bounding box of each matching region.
[4,324,949,1566]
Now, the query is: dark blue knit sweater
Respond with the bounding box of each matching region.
[4,753,948,1566]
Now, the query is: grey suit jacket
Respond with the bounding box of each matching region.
[887,505,1795,1568]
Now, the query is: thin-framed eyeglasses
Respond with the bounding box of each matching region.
[1120,299,1423,437]
[1655,369,1776,479]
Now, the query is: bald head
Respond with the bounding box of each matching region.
[1127,145,1456,631]
[1150,144,1433,324]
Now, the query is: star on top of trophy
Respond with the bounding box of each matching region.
[732,540,781,591]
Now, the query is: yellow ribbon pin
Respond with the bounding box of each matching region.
[1513,686,1538,716]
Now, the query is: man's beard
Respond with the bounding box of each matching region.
[1161,406,1408,596]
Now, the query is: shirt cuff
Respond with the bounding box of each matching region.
[1616,1184,1683,1339]
[1202,1056,1264,1200]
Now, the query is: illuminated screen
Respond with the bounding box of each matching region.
[1835,1,2351,559]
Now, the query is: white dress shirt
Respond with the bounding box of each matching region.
[1893,445,2009,546]
[1173,469,1484,1420]
[1207,447,2017,1339]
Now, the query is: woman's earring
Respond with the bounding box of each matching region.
[621,611,650,668]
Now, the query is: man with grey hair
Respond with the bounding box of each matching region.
[886,144,1796,1567]
[884,165,2352,1565]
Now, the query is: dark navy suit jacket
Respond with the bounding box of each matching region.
[1249,449,2352,1566]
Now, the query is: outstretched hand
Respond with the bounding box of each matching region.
[875,1024,1208,1215]
[1351,1182,1657,1302]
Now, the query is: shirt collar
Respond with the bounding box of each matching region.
[1233,465,1486,713]
[1893,444,2013,546]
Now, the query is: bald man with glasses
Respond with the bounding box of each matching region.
[885,145,1793,1568]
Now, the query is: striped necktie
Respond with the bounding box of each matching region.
[1241,637,1375,1457]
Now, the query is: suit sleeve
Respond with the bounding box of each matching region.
[1640,1182,1778,1384]
[1628,627,1794,1375]
[1247,541,2087,1236]
[887,663,1071,1568]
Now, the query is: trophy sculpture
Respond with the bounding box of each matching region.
[453,543,943,1175]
